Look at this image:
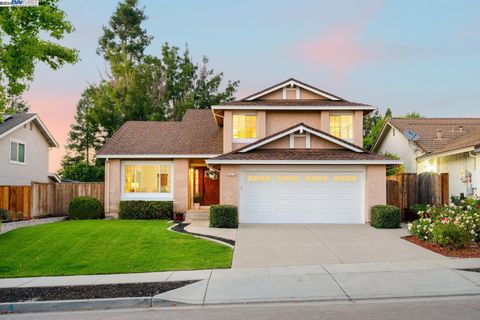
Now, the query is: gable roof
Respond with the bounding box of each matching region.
[236,123,364,153]
[207,122,401,165]
[0,113,58,147]
[241,78,344,101]
[96,109,223,158]
[418,127,480,159]
[372,117,480,154]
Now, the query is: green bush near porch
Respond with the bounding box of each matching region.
[371,205,401,229]
[119,200,173,219]
[210,205,238,228]
[68,196,104,220]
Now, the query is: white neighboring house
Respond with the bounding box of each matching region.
[373,118,480,197]
[0,113,59,185]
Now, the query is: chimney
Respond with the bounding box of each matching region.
[436,130,443,139]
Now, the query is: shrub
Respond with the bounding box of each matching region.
[371,205,401,229]
[0,208,10,221]
[119,201,173,220]
[13,211,24,221]
[431,223,472,248]
[408,218,433,241]
[68,196,104,220]
[410,204,428,216]
[209,205,238,228]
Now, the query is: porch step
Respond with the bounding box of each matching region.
[185,209,210,223]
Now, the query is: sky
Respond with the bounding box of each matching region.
[23,0,480,171]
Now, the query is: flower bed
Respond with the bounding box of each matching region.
[407,197,480,255]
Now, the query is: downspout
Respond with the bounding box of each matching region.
[105,158,109,214]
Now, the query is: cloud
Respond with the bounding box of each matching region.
[296,1,384,79]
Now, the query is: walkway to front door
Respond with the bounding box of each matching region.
[193,167,219,206]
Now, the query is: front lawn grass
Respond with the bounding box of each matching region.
[0,220,232,278]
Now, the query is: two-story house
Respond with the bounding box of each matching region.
[0,113,59,185]
[97,79,400,224]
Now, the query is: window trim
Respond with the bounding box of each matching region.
[232,113,258,143]
[329,112,354,142]
[121,161,174,201]
[9,139,26,165]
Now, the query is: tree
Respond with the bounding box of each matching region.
[381,152,405,176]
[363,108,392,150]
[0,0,79,114]
[404,112,423,119]
[66,88,104,164]
[59,161,104,182]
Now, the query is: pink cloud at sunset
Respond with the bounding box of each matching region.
[297,1,383,79]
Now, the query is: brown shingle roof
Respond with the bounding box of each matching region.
[428,128,480,156]
[210,149,393,161]
[387,118,480,154]
[97,109,222,156]
[220,99,371,107]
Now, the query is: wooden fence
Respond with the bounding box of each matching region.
[0,186,32,219]
[387,172,449,221]
[31,182,105,217]
[0,183,104,218]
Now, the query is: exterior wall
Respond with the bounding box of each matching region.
[173,159,189,212]
[257,87,327,100]
[265,111,322,135]
[376,126,421,173]
[365,165,387,223]
[223,110,233,153]
[105,159,121,214]
[219,165,240,207]
[259,136,290,149]
[354,110,364,148]
[300,88,327,99]
[422,152,479,197]
[0,121,51,185]
[259,89,283,100]
[310,135,343,149]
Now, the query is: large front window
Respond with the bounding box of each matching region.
[329,114,353,141]
[233,114,257,140]
[122,162,172,199]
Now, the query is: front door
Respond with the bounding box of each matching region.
[194,167,220,206]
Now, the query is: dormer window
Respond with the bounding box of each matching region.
[329,113,353,141]
[233,114,257,141]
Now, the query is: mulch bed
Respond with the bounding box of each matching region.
[403,236,480,258]
[171,223,235,246]
[0,281,195,303]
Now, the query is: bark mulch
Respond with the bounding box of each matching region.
[0,280,196,303]
[403,236,480,258]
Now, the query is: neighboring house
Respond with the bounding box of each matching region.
[97,78,400,224]
[0,113,59,185]
[372,118,480,197]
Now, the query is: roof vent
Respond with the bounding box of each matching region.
[2,115,12,121]
[458,126,464,132]
[436,129,443,139]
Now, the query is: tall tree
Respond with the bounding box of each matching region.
[363,108,392,150]
[403,112,424,119]
[0,0,79,114]
[66,88,104,164]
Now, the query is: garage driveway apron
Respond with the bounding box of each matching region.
[232,224,446,268]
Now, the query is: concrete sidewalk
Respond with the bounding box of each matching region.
[156,259,480,305]
[2,259,480,307]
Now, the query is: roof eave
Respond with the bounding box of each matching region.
[416,146,475,161]
[211,105,376,111]
[206,159,403,165]
[96,154,220,159]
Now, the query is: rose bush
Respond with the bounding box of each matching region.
[408,197,480,248]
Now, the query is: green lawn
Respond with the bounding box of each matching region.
[0,220,232,278]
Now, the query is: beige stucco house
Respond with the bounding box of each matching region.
[97,78,400,224]
[373,118,480,197]
[0,113,59,186]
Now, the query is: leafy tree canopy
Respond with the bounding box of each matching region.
[0,0,79,114]
[363,108,392,150]
[403,112,424,119]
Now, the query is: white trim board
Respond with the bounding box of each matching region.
[239,124,364,153]
[206,159,403,165]
[212,105,376,111]
[97,154,220,159]
[244,79,340,101]
[416,146,475,161]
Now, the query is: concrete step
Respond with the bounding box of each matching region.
[185,209,209,223]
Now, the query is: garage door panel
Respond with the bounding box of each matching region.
[241,167,364,224]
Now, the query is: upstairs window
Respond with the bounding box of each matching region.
[10,140,26,164]
[233,114,257,141]
[329,114,353,141]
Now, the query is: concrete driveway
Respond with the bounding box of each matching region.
[232,224,446,268]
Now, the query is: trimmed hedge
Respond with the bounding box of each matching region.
[119,201,173,220]
[209,205,238,228]
[68,196,104,220]
[371,205,401,229]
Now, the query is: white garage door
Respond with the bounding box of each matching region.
[240,166,365,224]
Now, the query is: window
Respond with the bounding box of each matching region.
[247,175,271,182]
[10,140,25,164]
[333,175,358,183]
[304,175,328,182]
[276,175,300,182]
[233,114,257,140]
[124,163,171,194]
[329,114,353,140]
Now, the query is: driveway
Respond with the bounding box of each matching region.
[232,224,446,268]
